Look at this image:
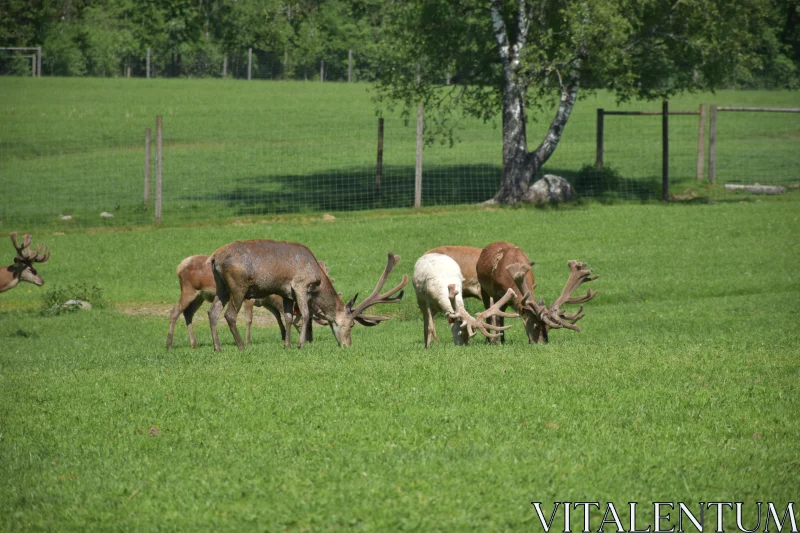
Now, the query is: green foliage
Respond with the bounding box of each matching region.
[39,282,105,316]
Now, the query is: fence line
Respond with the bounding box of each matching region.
[2,90,798,228]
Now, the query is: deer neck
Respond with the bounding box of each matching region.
[0,265,19,293]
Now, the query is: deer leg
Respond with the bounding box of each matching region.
[243,299,255,345]
[282,298,294,349]
[223,290,247,351]
[264,302,287,344]
[208,294,227,352]
[293,291,311,349]
[419,300,437,349]
[167,289,199,348]
[183,297,205,348]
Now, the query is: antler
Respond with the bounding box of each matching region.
[506,259,598,332]
[454,288,519,339]
[350,252,409,318]
[10,232,50,263]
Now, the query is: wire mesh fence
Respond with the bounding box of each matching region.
[1,81,798,230]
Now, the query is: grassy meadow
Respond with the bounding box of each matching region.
[1,199,799,530]
[1,77,799,228]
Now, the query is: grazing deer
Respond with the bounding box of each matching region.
[425,246,483,300]
[477,241,598,344]
[208,240,407,350]
[1,233,50,293]
[413,253,517,348]
[166,255,329,349]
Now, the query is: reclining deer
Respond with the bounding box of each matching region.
[1,233,50,293]
[413,252,517,348]
[477,241,598,344]
[208,240,408,350]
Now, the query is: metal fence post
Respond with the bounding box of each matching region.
[376,118,384,196]
[662,100,669,201]
[595,108,604,168]
[415,105,423,208]
[696,104,706,181]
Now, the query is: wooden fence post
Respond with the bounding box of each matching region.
[320,59,325,82]
[248,48,252,80]
[144,128,151,205]
[595,108,604,168]
[415,105,423,208]
[155,116,163,225]
[37,46,41,76]
[376,118,384,196]
[696,104,706,181]
[708,105,717,185]
[147,48,151,78]
[662,100,669,201]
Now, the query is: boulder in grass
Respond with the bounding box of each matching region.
[523,174,575,205]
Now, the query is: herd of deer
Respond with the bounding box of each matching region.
[3,233,599,350]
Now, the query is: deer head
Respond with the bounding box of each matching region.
[318,253,408,347]
[1,233,50,293]
[507,260,598,343]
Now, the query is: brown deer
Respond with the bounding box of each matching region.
[477,241,598,344]
[1,233,50,293]
[425,246,483,300]
[166,255,330,349]
[208,240,407,350]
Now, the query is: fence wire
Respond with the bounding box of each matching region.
[1,85,798,229]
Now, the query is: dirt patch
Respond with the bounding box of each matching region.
[115,302,281,327]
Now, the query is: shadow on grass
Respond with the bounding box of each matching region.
[196,164,663,215]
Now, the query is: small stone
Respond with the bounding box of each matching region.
[100,212,114,218]
[60,215,72,221]
[322,214,336,222]
[62,299,92,310]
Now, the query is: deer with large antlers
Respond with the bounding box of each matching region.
[1,233,50,293]
[208,240,408,350]
[165,255,329,349]
[413,253,518,348]
[477,242,598,344]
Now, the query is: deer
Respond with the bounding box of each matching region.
[208,240,408,350]
[1,233,50,293]
[413,253,518,348]
[424,246,483,300]
[476,241,598,344]
[166,255,330,349]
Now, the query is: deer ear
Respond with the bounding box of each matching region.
[447,284,459,299]
[506,263,531,284]
[529,260,536,267]
[345,293,358,311]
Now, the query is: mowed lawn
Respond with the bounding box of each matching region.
[1,200,798,530]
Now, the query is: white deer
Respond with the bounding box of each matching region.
[412,253,517,348]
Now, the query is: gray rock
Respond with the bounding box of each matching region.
[61,299,92,311]
[523,174,575,204]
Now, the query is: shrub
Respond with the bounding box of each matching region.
[40,283,105,316]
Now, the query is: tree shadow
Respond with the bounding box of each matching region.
[195,164,663,215]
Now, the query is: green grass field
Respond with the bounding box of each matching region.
[2,78,799,228]
[1,200,798,530]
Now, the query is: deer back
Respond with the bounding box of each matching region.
[476,242,535,310]
[425,245,482,299]
[413,253,464,315]
[211,240,338,307]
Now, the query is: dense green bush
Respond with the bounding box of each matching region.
[40,282,105,316]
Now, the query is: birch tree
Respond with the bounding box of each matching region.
[375,0,787,204]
